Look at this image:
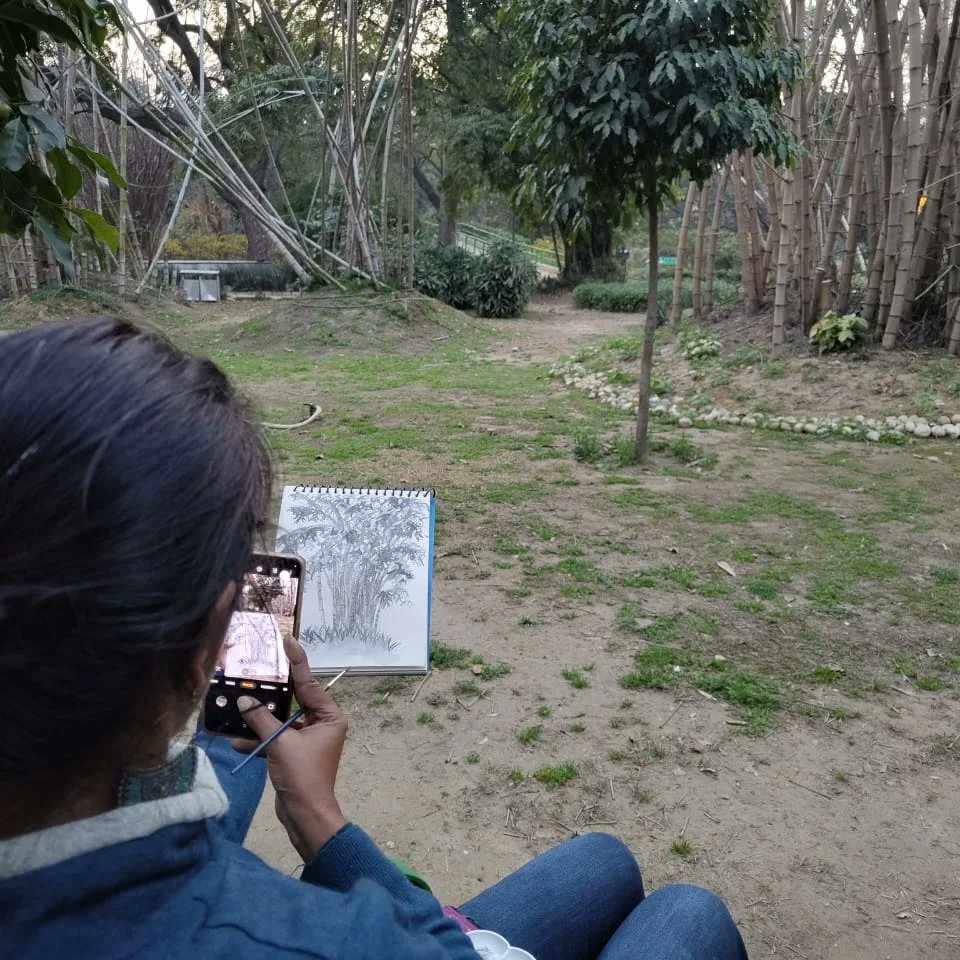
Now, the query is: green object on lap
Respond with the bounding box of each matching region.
[390,857,432,892]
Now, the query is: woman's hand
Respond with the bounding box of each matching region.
[234,635,348,861]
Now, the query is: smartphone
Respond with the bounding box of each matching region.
[202,552,304,739]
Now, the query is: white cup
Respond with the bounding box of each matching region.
[503,949,537,960]
[466,929,510,960]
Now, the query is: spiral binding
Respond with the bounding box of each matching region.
[293,484,435,498]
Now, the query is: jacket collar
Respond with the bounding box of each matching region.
[0,743,227,880]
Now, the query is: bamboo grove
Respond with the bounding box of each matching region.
[670,0,960,353]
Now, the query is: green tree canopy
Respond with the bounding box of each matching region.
[504,0,801,459]
[0,0,125,267]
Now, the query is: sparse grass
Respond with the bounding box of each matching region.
[929,734,960,763]
[465,751,481,764]
[568,722,586,733]
[507,769,526,785]
[893,653,918,678]
[916,676,946,691]
[671,839,693,857]
[536,705,552,718]
[453,680,482,697]
[622,645,781,734]
[648,741,668,760]
[811,666,845,684]
[533,762,578,787]
[608,748,626,761]
[832,768,848,783]
[481,663,511,681]
[430,644,474,670]
[416,712,435,725]
[562,668,591,689]
[574,432,602,463]
[610,716,625,729]
[517,725,543,744]
[620,699,634,709]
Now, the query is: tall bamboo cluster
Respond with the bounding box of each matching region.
[679,0,960,354]
[1,1,422,294]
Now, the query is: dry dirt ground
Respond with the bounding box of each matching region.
[6,290,959,959]
[236,297,960,960]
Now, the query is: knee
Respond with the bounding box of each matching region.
[570,832,644,899]
[649,884,737,929]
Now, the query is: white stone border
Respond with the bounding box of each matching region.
[550,359,960,443]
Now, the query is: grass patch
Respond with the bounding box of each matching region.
[480,663,511,681]
[811,665,845,684]
[562,668,591,689]
[671,839,694,857]
[430,643,474,669]
[517,725,543,744]
[416,712,435,725]
[574,432,602,463]
[621,645,782,734]
[533,762,578,787]
[507,769,526,785]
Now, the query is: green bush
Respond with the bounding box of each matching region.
[809,311,869,353]
[574,282,649,312]
[472,240,537,318]
[414,244,476,309]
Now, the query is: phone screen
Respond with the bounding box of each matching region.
[203,553,302,738]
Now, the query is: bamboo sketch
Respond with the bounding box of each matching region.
[275,487,433,671]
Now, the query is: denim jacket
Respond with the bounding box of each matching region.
[0,750,480,959]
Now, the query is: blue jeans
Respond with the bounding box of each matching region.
[201,735,747,960]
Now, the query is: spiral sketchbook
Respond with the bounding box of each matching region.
[275,485,435,675]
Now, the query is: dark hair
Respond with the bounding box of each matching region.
[0,318,271,780]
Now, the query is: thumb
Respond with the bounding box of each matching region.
[237,695,280,741]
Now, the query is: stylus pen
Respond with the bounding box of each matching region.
[230,668,348,775]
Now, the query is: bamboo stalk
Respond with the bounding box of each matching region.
[884,0,925,347]
[669,183,696,326]
[703,166,729,315]
[692,180,710,320]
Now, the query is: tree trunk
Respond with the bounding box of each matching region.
[239,206,273,261]
[669,183,696,326]
[562,219,612,282]
[438,189,458,246]
[635,191,659,464]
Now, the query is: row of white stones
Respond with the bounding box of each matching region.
[550,360,960,442]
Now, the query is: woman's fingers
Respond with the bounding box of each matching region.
[282,634,347,725]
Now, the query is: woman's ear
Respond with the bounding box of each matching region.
[190,582,237,697]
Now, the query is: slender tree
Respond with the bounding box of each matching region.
[506,0,799,462]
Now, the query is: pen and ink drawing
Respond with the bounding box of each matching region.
[276,490,429,663]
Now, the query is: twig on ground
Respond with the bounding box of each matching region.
[410,671,431,702]
[660,702,682,728]
[787,777,832,800]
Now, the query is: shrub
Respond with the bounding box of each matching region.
[574,281,648,312]
[809,311,869,353]
[414,244,476,309]
[472,240,537,318]
[679,327,723,360]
